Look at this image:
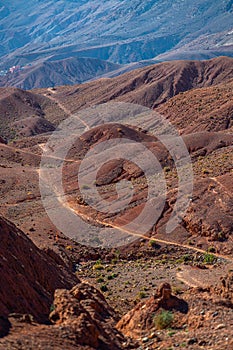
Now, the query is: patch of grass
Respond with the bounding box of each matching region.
[167,330,176,337]
[202,168,210,175]
[154,310,174,330]
[203,253,215,264]
[164,166,171,173]
[137,291,147,300]
[107,273,118,280]
[176,254,192,264]
[50,304,55,312]
[207,246,216,253]
[111,249,120,264]
[217,231,226,242]
[93,259,104,270]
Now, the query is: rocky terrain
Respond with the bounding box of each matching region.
[0,56,232,349]
[0,216,78,322]
[39,56,233,110]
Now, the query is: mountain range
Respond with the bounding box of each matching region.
[0,0,233,90]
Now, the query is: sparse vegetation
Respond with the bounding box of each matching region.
[203,253,215,264]
[136,291,147,300]
[107,273,118,280]
[154,310,174,330]
[50,304,55,312]
[149,239,158,248]
[100,284,108,292]
[96,277,105,283]
[207,246,216,253]
[93,260,104,270]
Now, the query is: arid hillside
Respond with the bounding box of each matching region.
[0,56,232,349]
[0,57,120,90]
[38,56,233,112]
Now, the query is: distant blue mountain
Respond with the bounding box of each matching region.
[0,0,232,68]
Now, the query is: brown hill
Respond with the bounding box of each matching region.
[0,87,66,141]
[0,57,232,255]
[0,216,133,349]
[0,57,120,90]
[58,123,232,252]
[156,79,233,134]
[45,56,233,113]
[1,57,232,142]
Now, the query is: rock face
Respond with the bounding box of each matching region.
[215,271,233,302]
[117,283,188,338]
[0,282,135,349]
[0,215,134,348]
[11,116,55,138]
[0,317,11,338]
[49,283,130,350]
[0,216,78,322]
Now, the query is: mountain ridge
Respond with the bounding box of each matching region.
[0,57,120,90]
[0,0,232,69]
[41,56,233,112]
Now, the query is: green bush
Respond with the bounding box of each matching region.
[100,284,108,292]
[154,310,173,329]
[107,273,118,280]
[50,304,55,312]
[149,239,157,248]
[203,253,215,264]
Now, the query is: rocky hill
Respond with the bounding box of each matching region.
[1,56,232,141]
[0,216,78,322]
[41,56,233,111]
[0,216,133,349]
[0,87,67,139]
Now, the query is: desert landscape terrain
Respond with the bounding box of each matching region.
[0,56,232,349]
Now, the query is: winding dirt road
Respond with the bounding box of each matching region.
[2,89,233,269]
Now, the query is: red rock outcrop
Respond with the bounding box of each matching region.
[117,283,188,338]
[0,216,78,322]
[49,282,132,349]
